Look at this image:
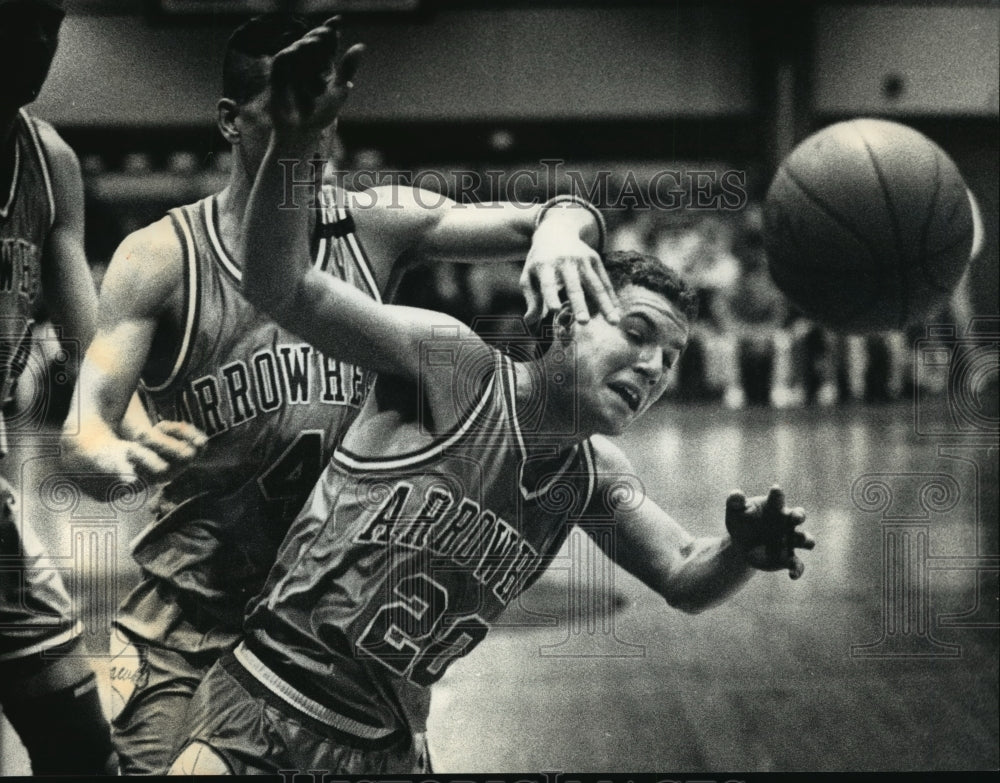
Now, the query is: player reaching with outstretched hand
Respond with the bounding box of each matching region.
[62,13,619,775]
[166,17,815,774]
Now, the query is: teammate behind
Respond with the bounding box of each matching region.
[0,0,116,773]
[166,23,816,774]
[62,14,619,775]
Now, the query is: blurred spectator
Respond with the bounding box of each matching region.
[714,206,792,407]
[607,206,656,255]
[653,213,740,402]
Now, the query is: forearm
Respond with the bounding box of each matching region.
[241,131,319,310]
[410,195,606,266]
[63,378,130,466]
[532,195,606,252]
[61,336,147,481]
[649,534,755,614]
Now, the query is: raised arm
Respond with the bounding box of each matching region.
[240,20,450,380]
[253,17,619,326]
[243,132,472,384]
[581,436,814,614]
[241,20,498,431]
[352,187,617,324]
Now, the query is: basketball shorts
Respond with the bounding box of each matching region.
[109,576,241,775]
[167,653,432,775]
[0,477,81,662]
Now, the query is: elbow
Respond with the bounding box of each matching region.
[239,242,272,310]
[663,592,709,616]
[658,581,722,615]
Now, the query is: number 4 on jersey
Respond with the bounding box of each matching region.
[258,430,325,515]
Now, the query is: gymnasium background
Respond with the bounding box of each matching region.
[2,0,998,775]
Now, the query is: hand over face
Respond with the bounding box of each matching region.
[520,235,620,325]
[725,485,815,579]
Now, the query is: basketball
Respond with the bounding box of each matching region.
[763,118,974,333]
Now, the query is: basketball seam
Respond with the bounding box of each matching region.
[780,168,881,265]
[915,149,960,294]
[944,187,965,224]
[929,232,973,258]
[917,148,941,290]
[766,194,873,327]
[778,168,883,326]
[857,130,907,330]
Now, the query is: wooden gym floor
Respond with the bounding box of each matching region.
[2,396,997,775]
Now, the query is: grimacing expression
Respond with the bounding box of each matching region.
[563,284,689,436]
[0,2,63,109]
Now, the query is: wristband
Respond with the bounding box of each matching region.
[534,194,607,253]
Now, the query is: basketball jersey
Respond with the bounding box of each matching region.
[243,351,599,737]
[0,110,52,431]
[128,188,380,630]
[0,110,81,658]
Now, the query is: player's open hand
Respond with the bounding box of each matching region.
[521,235,620,325]
[725,486,815,579]
[269,16,365,137]
[127,420,208,484]
[60,420,206,500]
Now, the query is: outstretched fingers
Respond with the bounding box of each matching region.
[560,261,592,324]
[764,484,785,512]
[791,529,816,550]
[577,256,620,324]
[135,421,207,467]
[335,43,366,88]
[531,263,565,320]
[788,554,806,580]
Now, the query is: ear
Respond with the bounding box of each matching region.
[553,303,575,341]
[217,98,240,145]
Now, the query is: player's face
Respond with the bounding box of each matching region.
[565,284,688,436]
[0,3,63,110]
[231,88,275,176]
[233,85,337,179]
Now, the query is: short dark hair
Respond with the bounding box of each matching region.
[511,249,696,359]
[601,249,699,322]
[222,13,309,105]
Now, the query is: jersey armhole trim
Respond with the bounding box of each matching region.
[497,353,528,463]
[21,112,56,229]
[579,438,597,513]
[336,199,381,304]
[141,209,199,393]
[333,350,503,472]
[0,138,20,219]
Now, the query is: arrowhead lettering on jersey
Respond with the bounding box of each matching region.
[353,481,544,606]
[0,239,42,304]
[177,343,374,437]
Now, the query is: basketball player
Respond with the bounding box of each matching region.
[0,0,116,773]
[62,14,618,775]
[165,27,815,774]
